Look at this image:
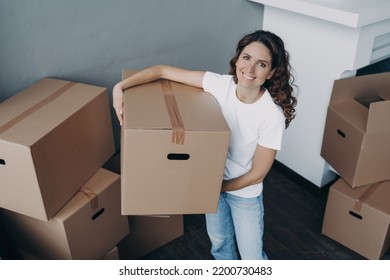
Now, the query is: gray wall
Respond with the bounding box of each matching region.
[0,0,264,151]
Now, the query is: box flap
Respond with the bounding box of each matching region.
[366,99,390,133]
[122,69,230,132]
[330,72,390,105]
[330,100,368,133]
[329,72,390,133]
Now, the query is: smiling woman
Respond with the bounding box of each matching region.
[234,42,275,103]
[228,30,297,128]
[113,30,297,260]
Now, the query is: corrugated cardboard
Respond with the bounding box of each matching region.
[0,168,129,260]
[120,70,230,215]
[0,78,115,221]
[118,215,184,260]
[322,178,390,259]
[321,72,390,187]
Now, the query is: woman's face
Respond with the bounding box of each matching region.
[235,42,275,90]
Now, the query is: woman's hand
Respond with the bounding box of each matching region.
[112,83,124,126]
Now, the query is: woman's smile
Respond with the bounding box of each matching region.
[235,42,274,90]
[242,72,256,80]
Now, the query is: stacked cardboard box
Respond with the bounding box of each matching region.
[1,70,229,259]
[321,72,390,188]
[1,169,129,260]
[321,72,390,259]
[322,178,390,260]
[0,78,129,259]
[100,69,230,257]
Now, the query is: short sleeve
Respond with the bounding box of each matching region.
[202,71,219,94]
[202,71,233,101]
[257,112,285,151]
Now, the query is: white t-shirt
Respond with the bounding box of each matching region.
[202,71,285,198]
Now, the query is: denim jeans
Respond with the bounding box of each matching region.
[205,192,267,260]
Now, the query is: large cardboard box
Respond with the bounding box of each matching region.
[322,178,390,259]
[0,78,115,221]
[0,168,129,260]
[118,215,184,260]
[321,72,390,188]
[120,70,230,215]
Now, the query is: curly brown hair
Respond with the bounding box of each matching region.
[229,30,297,128]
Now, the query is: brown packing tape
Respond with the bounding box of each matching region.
[0,81,76,135]
[352,181,382,212]
[161,80,185,145]
[79,187,99,210]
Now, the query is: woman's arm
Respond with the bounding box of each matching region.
[221,145,277,192]
[112,65,205,125]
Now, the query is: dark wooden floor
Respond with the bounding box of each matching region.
[139,163,389,260]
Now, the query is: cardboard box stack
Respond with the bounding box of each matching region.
[321,72,390,259]
[0,78,129,259]
[101,69,230,257]
[1,169,129,260]
[120,70,230,215]
[1,70,230,259]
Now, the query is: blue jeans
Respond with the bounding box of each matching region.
[205,192,267,260]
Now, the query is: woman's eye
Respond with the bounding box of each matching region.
[242,55,250,60]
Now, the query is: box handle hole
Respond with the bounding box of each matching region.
[167,153,190,160]
[337,129,346,138]
[0,159,5,165]
[92,208,105,220]
[349,211,362,220]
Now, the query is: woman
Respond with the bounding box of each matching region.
[113,30,297,260]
